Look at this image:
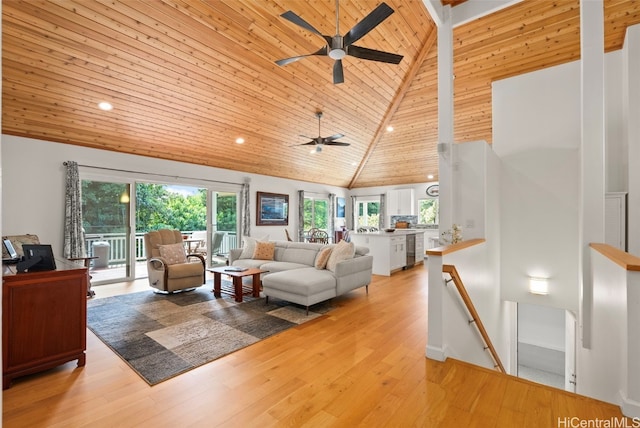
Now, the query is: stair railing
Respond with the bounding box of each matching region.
[442,264,505,373]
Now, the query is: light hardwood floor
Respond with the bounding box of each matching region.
[2,264,630,427]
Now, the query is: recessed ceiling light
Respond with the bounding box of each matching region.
[98,101,113,111]
[235,137,245,144]
[386,125,394,132]
[351,162,357,166]
[427,174,434,179]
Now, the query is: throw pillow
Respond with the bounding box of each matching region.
[314,246,333,270]
[253,241,276,260]
[158,243,188,265]
[239,235,269,259]
[326,240,355,272]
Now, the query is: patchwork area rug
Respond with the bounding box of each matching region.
[87,284,332,385]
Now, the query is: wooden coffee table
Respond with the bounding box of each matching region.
[207,266,268,302]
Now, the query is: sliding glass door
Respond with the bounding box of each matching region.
[134,183,208,279]
[210,191,238,267]
[82,177,240,284]
[81,179,132,283]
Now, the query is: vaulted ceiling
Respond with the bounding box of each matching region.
[3,1,639,188]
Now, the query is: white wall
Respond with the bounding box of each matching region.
[493,60,582,311]
[427,241,506,371]
[518,303,565,351]
[1,135,348,257]
[455,141,488,240]
[578,249,628,409]
[606,51,626,192]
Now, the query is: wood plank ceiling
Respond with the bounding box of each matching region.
[3,1,640,188]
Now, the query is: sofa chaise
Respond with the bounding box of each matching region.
[228,239,373,313]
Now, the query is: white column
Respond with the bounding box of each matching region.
[426,254,446,360]
[437,5,455,239]
[579,0,605,349]
[624,25,640,257]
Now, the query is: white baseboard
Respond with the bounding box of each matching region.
[618,390,640,418]
[426,345,448,361]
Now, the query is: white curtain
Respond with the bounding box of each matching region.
[63,161,86,258]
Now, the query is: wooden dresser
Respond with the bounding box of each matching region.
[2,260,87,389]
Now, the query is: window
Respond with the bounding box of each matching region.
[304,196,328,231]
[357,200,379,229]
[418,198,439,225]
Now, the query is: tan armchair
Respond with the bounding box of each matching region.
[144,229,205,293]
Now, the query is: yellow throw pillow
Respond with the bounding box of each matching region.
[252,241,276,260]
[314,246,333,270]
[326,240,355,272]
[158,243,187,265]
[239,235,270,259]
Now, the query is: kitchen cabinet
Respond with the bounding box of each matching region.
[3,260,87,389]
[350,231,423,276]
[390,235,406,271]
[387,189,415,216]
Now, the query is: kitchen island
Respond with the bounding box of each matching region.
[350,230,425,276]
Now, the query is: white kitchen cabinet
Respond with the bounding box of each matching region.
[390,235,406,271]
[605,192,627,251]
[387,189,415,216]
[349,231,425,276]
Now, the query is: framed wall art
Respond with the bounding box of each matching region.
[336,197,346,218]
[256,192,289,226]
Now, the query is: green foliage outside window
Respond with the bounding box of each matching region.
[304,198,328,230]
[418,198,439,225]
[82,181,130,234]
[82,181,237,234]
[357,201,379,228]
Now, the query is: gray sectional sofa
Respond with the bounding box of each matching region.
[228,240,373,313]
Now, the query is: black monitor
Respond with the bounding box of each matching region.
[19,244,57,272]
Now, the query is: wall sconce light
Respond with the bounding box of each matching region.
[529,277,549,295]
[120,192,130,203]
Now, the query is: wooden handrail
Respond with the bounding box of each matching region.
[442,264,505,373]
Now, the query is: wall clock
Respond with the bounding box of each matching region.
[426,184,439,197]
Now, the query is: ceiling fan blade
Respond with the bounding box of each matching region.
[323,133,345,142]
[280,11,332,46]
[276,47,328,66]
[333,60,344,84]
[280,11,323,36]
[347,45,403,64]
[299,141,317,146]
[343,2,394,46]
[324,142,350,147]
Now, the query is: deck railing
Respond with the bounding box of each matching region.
[85,231,237,266]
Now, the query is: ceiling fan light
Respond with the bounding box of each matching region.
[329,49,346,60]
[315,145,323,153]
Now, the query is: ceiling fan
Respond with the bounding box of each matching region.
[298,111,350,153]
[275,1,403,84]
